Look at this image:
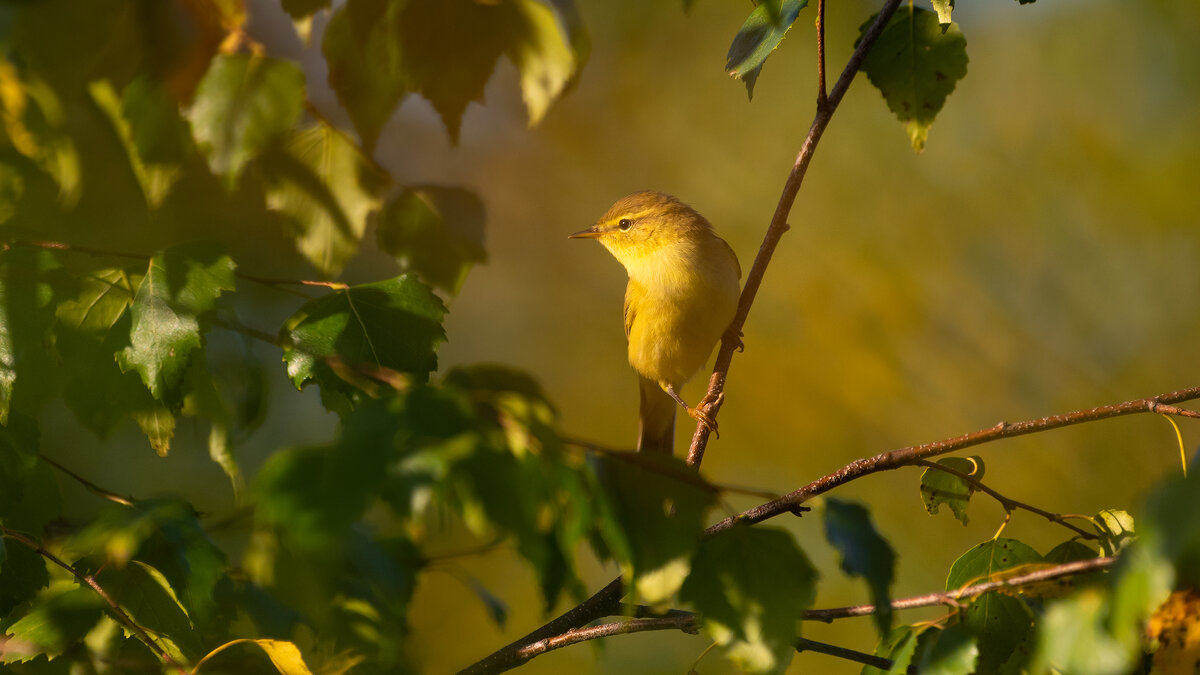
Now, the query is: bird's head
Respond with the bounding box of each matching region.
[569,191,713,267]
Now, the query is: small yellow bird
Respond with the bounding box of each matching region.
[571,191,741,454]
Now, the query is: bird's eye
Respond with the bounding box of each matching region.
[618,218,633,231]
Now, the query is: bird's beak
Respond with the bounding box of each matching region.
[568,226,603,239]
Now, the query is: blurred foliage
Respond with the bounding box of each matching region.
[0,0,1196,674]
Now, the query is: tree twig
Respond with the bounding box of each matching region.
[706,385,1200,535]
[685,0,904,468]
[803,555,1116,621]
[0,528,190,674]
[38,454,135,507]
[913,458,1099,540]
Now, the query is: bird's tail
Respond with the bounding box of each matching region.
[638,376,676,454]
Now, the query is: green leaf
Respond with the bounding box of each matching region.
[196,638,316,675]
[0,247,63,423]
[822,498,896,636]
[3,584,105,662]
[122,76,192,165]
[264,122,387,277]
[376,186,487,294]
[0,413,41,523]
[281,275,446,396]
[53,267,138,334]
[916,625,979,675]
[322,0,409,153]
[858,6,968,151]
[0,66,80,206]
[1032,588,1140,675]
[1044,539,1100,565]
[725,0,806,99]
[1092,509,1136,557]
[88,79,181,208]
[0,542,49,616]
[919,456,983,525]
[945,538,1043,590]
[592,452,717,605]
[116,243,236,401]
[189,54,306,186]
[681,523,816,674]
[507,0,589,126]
[101,561,203,661]
[962,592,1035,673]
[864,624,921,675]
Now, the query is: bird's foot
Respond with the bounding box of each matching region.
[689,390,724,438]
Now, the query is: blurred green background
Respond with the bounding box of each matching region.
[33,0,1200,672]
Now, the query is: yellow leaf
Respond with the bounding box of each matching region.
[192,638,315,675]
[1148,589,1200,675]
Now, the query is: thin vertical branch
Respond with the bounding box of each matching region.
[816,0,828,107]
[686,0,903,468]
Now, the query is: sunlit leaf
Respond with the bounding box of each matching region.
[376,186,487,295]
[101,560,202,660]
[680,522,816,674]
[592,452,717,605]
[823,499,895,636]
[858,6,968,151]
[122,76,192,165]
[1092,508,1136,557]
[931,0,954,27]
[264,122,388,277]
[116,243,235,401]
[725,0,806,99]
[2,584,105,662]
[322,0,409,153]
[508,0,589,126]
[1033,588,1139,675]
[53,267,137,334]
[0,62,80,206]
[281,275,446,397]
[189,54,305,187]
[919,456,982,525]
[195,638,315,675]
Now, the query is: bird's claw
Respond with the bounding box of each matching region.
[724,328,745,353]
[689,390,724,438]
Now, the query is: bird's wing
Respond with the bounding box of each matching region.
[623,281,644,338]
[720,236,742,279]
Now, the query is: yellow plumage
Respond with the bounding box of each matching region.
[571,192,741,454]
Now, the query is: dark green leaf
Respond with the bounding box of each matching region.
[919,456,983,525]
[323,0,410,153]
[115,243,235,402]
[89,80,180,208]
[1044,540,1100,565]
[122,76,192,165]
[0,542,49,616]
[963,592,1035,674]
[1139,471,1200,586]
[189,54,306,186]
[681,523,816,674]
[376,186,487,294]
[822,498,895,636]
[0,248,63,423]
[0,414,40,523]
[592,452,717,605]
[281,275,446,396]
[263,122,388,277]
[725,0,806,100]
[858,6,968,151]
[945,538,1043,590]
[101,561,203,660]
[3,585,105,661]
[464,575,508,629]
